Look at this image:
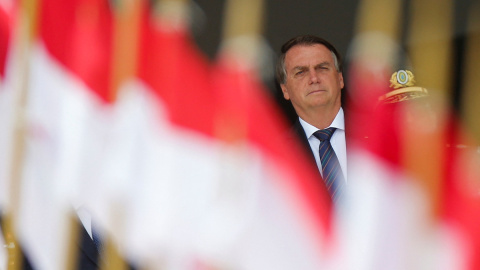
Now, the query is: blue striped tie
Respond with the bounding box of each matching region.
[313,128,344,202]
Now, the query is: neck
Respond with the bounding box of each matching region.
[298,105,340,130]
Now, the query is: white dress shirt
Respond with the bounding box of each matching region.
[74,203,93,240]
[299,107,347,182]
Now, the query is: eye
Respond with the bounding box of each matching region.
[295,70,304,75]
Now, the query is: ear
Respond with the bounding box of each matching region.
[339,72,344,89]
[280,84,290,100]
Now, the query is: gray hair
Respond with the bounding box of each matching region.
[276,35,342,85]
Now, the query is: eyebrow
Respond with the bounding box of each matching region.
[316,61,332,68]
[291,61,332,72]
[292,66,308,72]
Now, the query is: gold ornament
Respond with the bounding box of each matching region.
[390,70,416,89]
[379,69,428,104]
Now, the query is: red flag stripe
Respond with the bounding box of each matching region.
[39,0,113,102]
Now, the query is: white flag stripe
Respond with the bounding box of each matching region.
[333,148,467,270]
[15,42,108,270]
[74,81,327,269]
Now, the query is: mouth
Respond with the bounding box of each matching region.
[307,89,326,96]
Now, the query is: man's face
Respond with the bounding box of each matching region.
[281,44,344,116]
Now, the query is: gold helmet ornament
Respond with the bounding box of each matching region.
[378,69,429,104]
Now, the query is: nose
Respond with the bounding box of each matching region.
[309,68,319,84]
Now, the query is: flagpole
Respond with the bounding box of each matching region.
[354,0,402,41]
[109,0,142,102]
[99,0,143,269]
[348,0,402,104]
[2,0,39,268]
[220,0,264,70]
[63,213,81,270]
[407,0,453,98]
[157,0,189,27]
[406,0,454,219]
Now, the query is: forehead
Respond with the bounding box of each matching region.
[284,44,333,68]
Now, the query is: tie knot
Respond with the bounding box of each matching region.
[313,127,336,141]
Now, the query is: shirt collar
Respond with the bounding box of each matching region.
[299,107,345,138]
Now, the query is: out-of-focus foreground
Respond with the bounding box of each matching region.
[0,0,479,270]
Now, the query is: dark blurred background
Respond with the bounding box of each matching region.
[190,0,477,124]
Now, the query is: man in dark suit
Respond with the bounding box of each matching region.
[73,210,137,270]
[0,214,100,270]
[276,35,347,201]
[3,211,137,270]
[76,217,103,270]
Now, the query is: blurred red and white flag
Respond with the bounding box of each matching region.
[336,32,480,270]
[1,0,334,269]
[0,0,15,212]
[2,0,115,268]
[84,2,334,268]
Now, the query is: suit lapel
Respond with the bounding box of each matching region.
[290,119,333,206]
[290,119,321,178]
[78,222,100,268]
[292,119,316,160]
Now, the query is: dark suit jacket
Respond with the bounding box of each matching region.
[17,219,101,270]
[77,222,101,270]
[287,118,333,205]
[15,217,136,270]
[291,119,316,163]
[290,110,353,178]
[289,113,353,202]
